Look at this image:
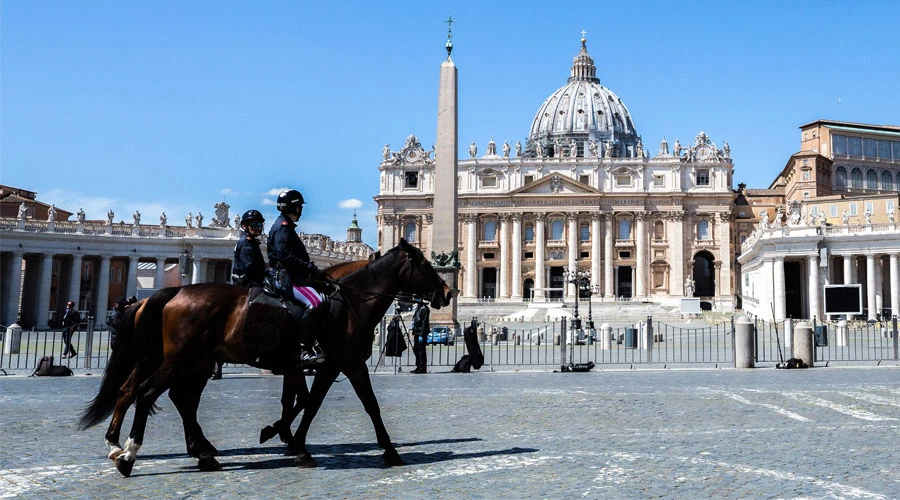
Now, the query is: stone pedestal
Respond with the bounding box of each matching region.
[734,315,754,368]
[793,321,814,367]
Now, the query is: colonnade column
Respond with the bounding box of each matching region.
[126,256,139,296]
[808,254,820,321]
[635,212,646,298]
[566,213,578,299]
[499,215,509,299]
[3,252,24,325]
[68,254,83,308]
[37,254,54,328]
[534,213,545,300]
[866,254,877,321]
[465,214,478,299]
[874,255,884,317]
[511,214,522,300]
[843,255,854,284]
[773,257,786,322]
[96,256,111,320]
[155,257,166,289]
[590,213,601,291]
[603,213,614,299]
[192,258,207,285]
[890,253,899,318]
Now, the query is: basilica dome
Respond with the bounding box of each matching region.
[527,37,641,158]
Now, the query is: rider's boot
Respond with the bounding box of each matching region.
[292,306,326,367]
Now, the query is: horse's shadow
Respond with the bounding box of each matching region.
[135,437,539,475]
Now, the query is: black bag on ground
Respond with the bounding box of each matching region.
[32,356,72,377]
[452,354,471,373]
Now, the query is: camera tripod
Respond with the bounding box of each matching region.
[374,308,414,373]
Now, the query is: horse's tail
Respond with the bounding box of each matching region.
[77,287,180,430]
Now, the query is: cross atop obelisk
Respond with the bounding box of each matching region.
[444,16,455,58]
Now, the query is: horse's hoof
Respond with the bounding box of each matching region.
[198,455,221,472]
[260,425,277,444]
[294,453,317,468]
[108,448,125,461]
[383,449,404,467]
[115,456,135,477]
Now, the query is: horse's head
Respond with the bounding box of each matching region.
[397,238,454,309]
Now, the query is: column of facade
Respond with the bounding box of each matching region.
[534,213,546,300]
[590,213,601,292]
[866,254,877,321]
[773,257,786,322]
[68,254,83,308]
[890,253,899,318]
[566,213,578,299]
[499,215,509,299]
[671,213,685,296]
[719,212,732,296]
[511,214,523,300]
[843,255,854,284]
[126,256,139,296]
[635,212,646,298]
[37,254,54,328]
[603,213,614,299]
[3,251,24,325]
[155,257,166,289]
[96,256,111,320]
[808,254,820,320]
[465,215,478,298]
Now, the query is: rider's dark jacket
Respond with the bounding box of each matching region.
[232,232,266,287]
[267,214,319,288]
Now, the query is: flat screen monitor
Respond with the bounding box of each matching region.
[823,284,863,315]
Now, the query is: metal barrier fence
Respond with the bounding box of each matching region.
[0,321,115,374]
[2,315,896,374]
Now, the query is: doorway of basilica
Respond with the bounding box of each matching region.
[481,268,497,299]
[617,266,633,298]
[692,251,716,297]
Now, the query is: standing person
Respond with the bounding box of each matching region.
[411,303,430,374]
[214,209,268,379]
[267,189,329,367]
[60,300,81,358]
[107,298,128,352]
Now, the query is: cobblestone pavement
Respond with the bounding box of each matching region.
[1,367,898,499]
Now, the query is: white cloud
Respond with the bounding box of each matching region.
[338,198,363,209]
[220,188,235,196]
[261,198,276,206]
[267,187,289,196]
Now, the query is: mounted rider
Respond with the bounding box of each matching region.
[231,209,267,288]
[267,189,328,367]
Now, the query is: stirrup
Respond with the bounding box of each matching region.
[295,344,326,367]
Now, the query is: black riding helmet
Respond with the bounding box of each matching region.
[240,209,265,227]
[276,189,305,214]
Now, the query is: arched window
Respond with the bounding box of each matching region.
[866,169,878,190]
[835,166,847,187]
[550,220,563,240]
[618,219,631,240]
[524,224,534,241]
[697,220,710,240]
[404,222,417,243]
[653,221,665,240]
[881,171,893,190]
[483,220,497,241]
[850,168,863,188]
[580,223,590,241]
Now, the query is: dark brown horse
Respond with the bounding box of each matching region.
[80,240,451,477]
[80,256,376,463]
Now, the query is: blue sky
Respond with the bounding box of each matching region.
[3,1,899,248]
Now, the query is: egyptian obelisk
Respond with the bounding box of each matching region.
[429,18,459,329]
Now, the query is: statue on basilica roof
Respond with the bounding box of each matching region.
[659,137,669,156]
[502,140,511,158]
[515,141,522,157]
[469,141,477,158]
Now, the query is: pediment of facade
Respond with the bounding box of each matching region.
[509,174,601,196]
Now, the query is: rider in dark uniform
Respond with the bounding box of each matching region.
[267,189,328,366]
[231,209,267,287]
[215,209,267,380]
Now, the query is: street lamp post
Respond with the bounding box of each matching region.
[564,267,591,336]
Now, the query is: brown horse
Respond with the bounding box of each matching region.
[80,256,376,463]
[80,239,451,477]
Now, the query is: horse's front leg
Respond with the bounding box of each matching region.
[344,362,403,466]
[260,368,308,445]
[291,366,339,468]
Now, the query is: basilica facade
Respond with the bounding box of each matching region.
[375,38,735,309]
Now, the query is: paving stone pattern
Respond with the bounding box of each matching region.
[1,368,898,499]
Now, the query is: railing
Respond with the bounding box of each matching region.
[0,323,115,373]
[751,318,900,364]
